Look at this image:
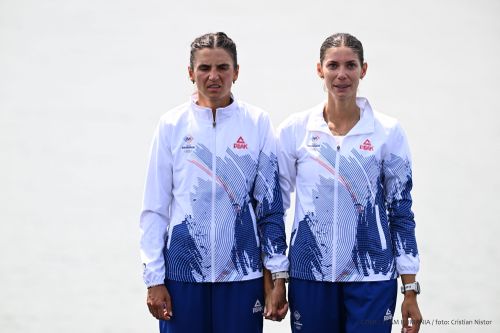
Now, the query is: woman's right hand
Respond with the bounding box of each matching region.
[147,285,173,320]
[263,269,289,321]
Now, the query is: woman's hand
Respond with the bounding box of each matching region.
[400,274,422,332]
[401,292,422,332]
[263,269,288,321]
[147,284,173,320]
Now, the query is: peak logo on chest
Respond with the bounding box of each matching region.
[233,136,248,149]
[359,139,374,151]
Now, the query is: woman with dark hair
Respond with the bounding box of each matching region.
[140,32,289,333]
[277,33,422,333]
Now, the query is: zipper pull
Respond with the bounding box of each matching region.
[337,145,340,151]
[212,110,217,128]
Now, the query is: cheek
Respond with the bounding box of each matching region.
[325,74,335,83]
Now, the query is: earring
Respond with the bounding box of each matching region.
[191,79,195,84]
[233,80,236,84]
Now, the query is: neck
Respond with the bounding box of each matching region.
[196,94,232,121]
[323,96,360,136]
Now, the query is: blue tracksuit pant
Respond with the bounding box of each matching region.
[289,278,397,333]
[160,278,264,333]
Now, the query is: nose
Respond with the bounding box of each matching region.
[337,68,347,80]
[208,69,219,81]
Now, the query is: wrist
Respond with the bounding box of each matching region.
[400,281,420,295]
[147,283,164,289]
[271,271,289,283]
[403,291,418,298]
[273,278,286,287]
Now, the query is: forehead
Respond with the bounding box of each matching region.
[323,46,360,63]
[192,47,234,66]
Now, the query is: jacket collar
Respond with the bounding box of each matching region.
[190,93,239,124]
[306,97,375,136]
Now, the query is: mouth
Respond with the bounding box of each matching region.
[207,84,222,89]
[333,84,351,89]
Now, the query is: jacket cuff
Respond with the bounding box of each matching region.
[396,255,420,275]
[143,268,166,288]
[263,254,290,273]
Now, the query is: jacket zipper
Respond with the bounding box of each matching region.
[332,144,340,281]
[211,118,217,282]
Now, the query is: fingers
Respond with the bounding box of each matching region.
[147,302,162,320]
[263,292,276,320]
[263,303,277,320]
[146,285,173,321]
[163,294,173,320]
[401,297,422,332]
[402,313,409,329]
[263,303,278,321]
[263,294,273,319]
[148,301,170,320]
[401,303,409,328]
[263,300,288,321]
[410,312,422,332]
[277,301,288,319]
[401,310,422,332]
[146,295,159,319]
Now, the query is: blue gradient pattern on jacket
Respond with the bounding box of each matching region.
[289,142,417,281]
[164,144,286,282]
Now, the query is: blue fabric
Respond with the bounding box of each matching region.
[289,278,397,333]
[160,278,263,333]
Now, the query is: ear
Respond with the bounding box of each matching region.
[188,66,194,82]
[360,63,368,79]
[316,62,324,79]
[233,64,240,82]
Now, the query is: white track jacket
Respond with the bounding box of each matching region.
[140,96,289,287]
[277,97,419,282]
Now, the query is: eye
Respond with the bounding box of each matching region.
[198,65,210,71]
[346,62,358,69]
[327,62,338,69]
[217,64,230,71]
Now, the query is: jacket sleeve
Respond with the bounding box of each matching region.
[383,123,420,275]
[140,120,173,287]
[252,113,289,273]
[276,119,297,213]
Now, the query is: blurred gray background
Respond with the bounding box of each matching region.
[1,0,499,332]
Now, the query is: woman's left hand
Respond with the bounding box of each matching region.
[264,278,288,321]
[401,293,422,332]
